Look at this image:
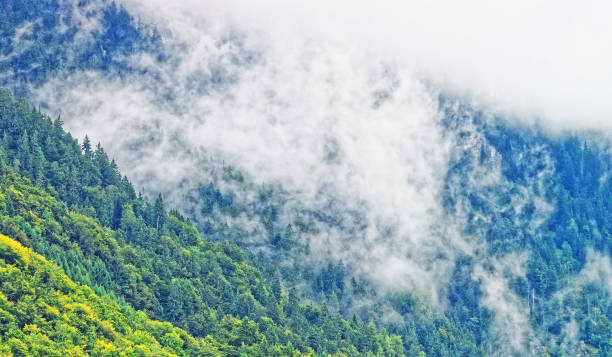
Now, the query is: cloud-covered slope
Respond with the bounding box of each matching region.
[3,1,612,355]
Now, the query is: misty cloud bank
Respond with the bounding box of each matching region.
[29,0,612,354]
[35,1,456,297]
[121,0,612,127]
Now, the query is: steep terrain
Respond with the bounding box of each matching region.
[2,1,612,356]
[0,89,407,355]
[0,233,220,356]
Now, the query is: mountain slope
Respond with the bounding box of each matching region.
[0,233,222,356]
[0,89,408,355]
[3,1,612,356]
[0,0,159,95]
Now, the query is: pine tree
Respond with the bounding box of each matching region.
[16,130,30,172]
[154,193,166,233]
[82,135,92,159]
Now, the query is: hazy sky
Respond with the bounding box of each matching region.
[122,0,612,128]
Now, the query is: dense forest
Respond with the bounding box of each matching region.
[0,90,409,355]
[439,103,612,356]
[2,1,612,356]
[0,233,220,356]
[0,0,159,95]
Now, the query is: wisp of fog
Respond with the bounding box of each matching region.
[30,1,612,354]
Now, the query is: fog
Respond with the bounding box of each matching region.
[123,0,612,127]
[29,1,612,353]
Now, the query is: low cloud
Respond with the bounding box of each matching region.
[30,1,605,352]
[123,0,612,128]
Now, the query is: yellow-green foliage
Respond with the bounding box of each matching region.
[0,172,405,356]
[0,234,221,356]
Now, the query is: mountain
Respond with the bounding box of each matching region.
[2,1,612,356]
[0,89,408,355]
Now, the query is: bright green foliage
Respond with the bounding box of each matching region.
[0,170,403,356]
[0,233,222,356]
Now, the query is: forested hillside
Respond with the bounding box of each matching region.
[0,233,220,356]
[0,89,408,355]
[433,102,612,356]
[2,1,612,356]
[0,0,159,95]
